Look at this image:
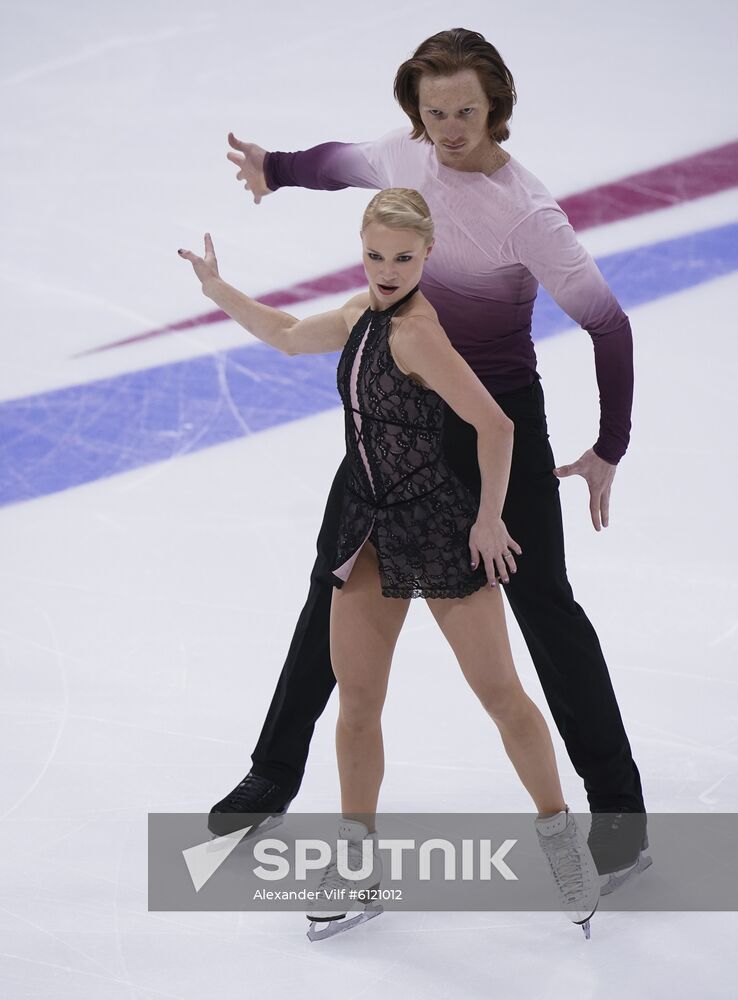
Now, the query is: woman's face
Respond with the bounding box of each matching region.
[417,69,493,169]
[361,222,432,309]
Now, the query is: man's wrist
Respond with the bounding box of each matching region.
[592,442,619,466]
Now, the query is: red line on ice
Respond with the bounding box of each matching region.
[79,139,738,356]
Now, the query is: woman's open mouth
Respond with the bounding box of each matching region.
[377,283,399,296]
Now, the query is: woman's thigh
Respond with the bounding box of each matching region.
[425,585,525,715]
[330,540,411,713]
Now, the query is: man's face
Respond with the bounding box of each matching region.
[417,69,493,168]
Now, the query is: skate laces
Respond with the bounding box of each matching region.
[318,840,375,893]
[228,774,278,809]
[317,860,347,895]
[540,828,591,902]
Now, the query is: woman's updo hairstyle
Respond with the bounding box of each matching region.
[361,187,434,246]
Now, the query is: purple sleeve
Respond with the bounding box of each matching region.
[264,139,389,192]
[504,207,634,464]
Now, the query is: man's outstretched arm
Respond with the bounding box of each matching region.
[227,129,404,200]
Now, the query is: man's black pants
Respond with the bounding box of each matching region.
[250,377,645,813]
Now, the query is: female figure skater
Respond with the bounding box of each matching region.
[178,188,599,939]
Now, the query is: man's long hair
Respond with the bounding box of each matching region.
[394,28,517,144]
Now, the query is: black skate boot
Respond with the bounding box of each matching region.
[208,771,296,838]
[588,810,652,895]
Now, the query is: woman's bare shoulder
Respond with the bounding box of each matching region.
[398,292,440,327]
[389,300,446,386]
[394,305,445,342]
[341,291,372,328]
[344,290,372,309]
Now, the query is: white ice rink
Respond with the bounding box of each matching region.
[1,1,738,997]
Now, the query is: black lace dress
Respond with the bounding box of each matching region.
[332,284,489,599]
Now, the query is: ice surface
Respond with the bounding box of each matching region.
[1,1,737,997]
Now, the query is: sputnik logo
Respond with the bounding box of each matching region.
[183,827,253,892]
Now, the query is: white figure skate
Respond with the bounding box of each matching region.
[535,807,600,939]
[306,819,383,942]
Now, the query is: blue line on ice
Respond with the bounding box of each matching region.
[2,222,737,508]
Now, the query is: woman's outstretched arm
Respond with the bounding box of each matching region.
[178,233,358,355]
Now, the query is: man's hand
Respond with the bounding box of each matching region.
[226,133,271,204]
[553,448,617,531]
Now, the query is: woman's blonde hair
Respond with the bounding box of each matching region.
[361,188,434,245]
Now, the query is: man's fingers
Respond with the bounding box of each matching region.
[204,233,214,253]
[227,132,247,151]
[589,493,602,532]
[601,487,610,528]
[177,248,197,262]
[226,151,248,182]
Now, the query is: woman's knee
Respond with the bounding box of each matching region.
[337,691,384,732]
[481,680,528,723]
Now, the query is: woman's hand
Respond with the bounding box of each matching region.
[469,515,522,587]
[226,133,271,204]
[178,233,220,292]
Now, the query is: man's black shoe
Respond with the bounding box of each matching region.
[208,771,295,838]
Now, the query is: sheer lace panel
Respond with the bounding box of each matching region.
[333,288,488,600]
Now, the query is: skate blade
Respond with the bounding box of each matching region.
[566,895,599,940]
[599,850,653,896]
[307,905,383,942]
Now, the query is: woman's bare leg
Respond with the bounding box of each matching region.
[426,586,566,816]
[330,540,411,831]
